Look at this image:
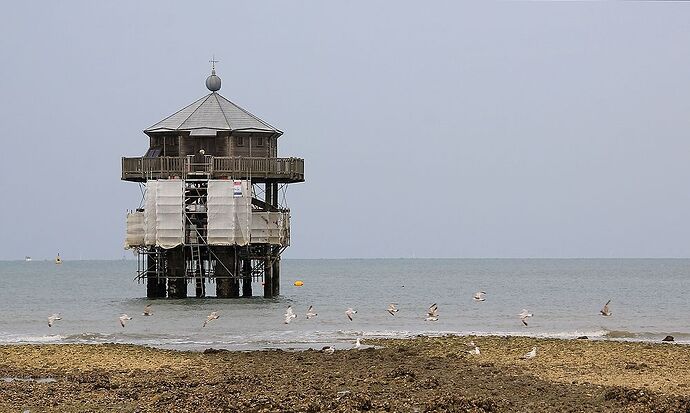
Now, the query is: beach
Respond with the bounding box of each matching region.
[1,336,689,412]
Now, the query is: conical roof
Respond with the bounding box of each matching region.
[145,92,282,137]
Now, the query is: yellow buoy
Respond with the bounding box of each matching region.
[294,280,304,287]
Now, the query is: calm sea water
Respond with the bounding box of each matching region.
[0,259,688,350]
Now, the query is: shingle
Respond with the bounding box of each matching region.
[144,92,282,136]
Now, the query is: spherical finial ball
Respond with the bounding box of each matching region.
[206,74,221,92]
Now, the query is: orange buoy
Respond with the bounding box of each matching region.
[294,280,304,287]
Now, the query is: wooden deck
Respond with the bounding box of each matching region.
[121,156,304,183]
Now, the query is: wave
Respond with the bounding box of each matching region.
[0,334,65,344]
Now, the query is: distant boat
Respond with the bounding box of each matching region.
[25,256,32,262]
[55,253,62,265]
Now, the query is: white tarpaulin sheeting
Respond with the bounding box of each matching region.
[155,180,184,249]
[144,181,158,246]
[207,180,251,246]
[251,212,286,245]
[124,211,145,248]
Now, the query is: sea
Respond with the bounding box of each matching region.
[0,259,688,350]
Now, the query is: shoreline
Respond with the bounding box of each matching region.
[1,329,688,352]
[1,336,689,412]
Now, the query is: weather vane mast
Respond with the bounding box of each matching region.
[210,55,219,71]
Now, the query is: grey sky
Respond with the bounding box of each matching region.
[1,2,689,260]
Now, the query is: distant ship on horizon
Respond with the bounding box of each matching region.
[55,253,62,265]
[24,256,31,262]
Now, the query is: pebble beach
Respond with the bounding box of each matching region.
[1,336,689,412]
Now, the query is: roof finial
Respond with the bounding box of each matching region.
[206,55,222,92]
[210,55,219,74]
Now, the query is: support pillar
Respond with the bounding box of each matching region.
[195,257,205,298]
[167,247,187,299]
[242,259,252,297]
[263,255,273,298]
[272,254,280,297]
[215,248,237,298]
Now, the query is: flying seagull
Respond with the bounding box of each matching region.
[306,305,318,319]
[345,308,357,322]
[473,291,486,302]
[203,311,219,327]
[47,313,61,327]
[521,347,537,360]
[119,314,132,328]
[387,303,399,316]
[142,304,153,316]
[600,300,612,317]
[284,306,297,324]
[519,309,533,326]
[425,303,439,321]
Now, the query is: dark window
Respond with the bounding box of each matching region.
[256,137,264,147]
[236,136,244,147]
[144,147,162,158]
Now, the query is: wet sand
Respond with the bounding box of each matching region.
[0,336,689,412]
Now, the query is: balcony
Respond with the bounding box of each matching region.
[121,156,305,183]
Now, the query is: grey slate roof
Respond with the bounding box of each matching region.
[145,92,282,137]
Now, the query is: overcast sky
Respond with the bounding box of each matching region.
[1,2,689,260]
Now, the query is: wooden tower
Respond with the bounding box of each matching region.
[122,66,304,298]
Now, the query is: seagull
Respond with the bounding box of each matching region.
[47,313,61,327]
[425,303,439,321]
[203,311,219,327]
[355,338,362,349]
[387,303,399,316]
[473,291,486,302]
[345,308,357,322]
[468,346,480,355]
[306,305,318,319]
[519,309,533,326]
[600,299,612,317]
[521,347,537,360]
[322,346,335,355]
[284,306,297,324]
[119,314,132,328]
[142,304,153,316]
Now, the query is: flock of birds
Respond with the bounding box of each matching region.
[44,293,615,359]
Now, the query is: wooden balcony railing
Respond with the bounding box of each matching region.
[121,156,305,183]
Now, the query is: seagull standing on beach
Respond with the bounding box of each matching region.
[322,346,335,355]
[521,347,537,360]
[468,346,480,355]
[306,305,318,319]
[600,300,612,316]
[203,311,219,327]
[425,303,439,321]
[47,313,61,327]
[142,304,153,316]
[387,303,399,316]
[284,306,297,324]
[519,309,533,326]
[473,291,486,302]
[345,308,357,321]
[355,338,361,349]
[119,314,132,328]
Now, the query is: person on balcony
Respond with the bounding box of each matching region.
[193,149,206,172]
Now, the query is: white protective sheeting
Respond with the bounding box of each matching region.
[280,211,290,246]
[207,180,251,246]
[155,180,184,249]
[144,181,158,246]
[124,211,145,248]
[251,212,286,245]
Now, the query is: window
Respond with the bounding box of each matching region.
[256,137,264,147]
[236,136,244,147]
